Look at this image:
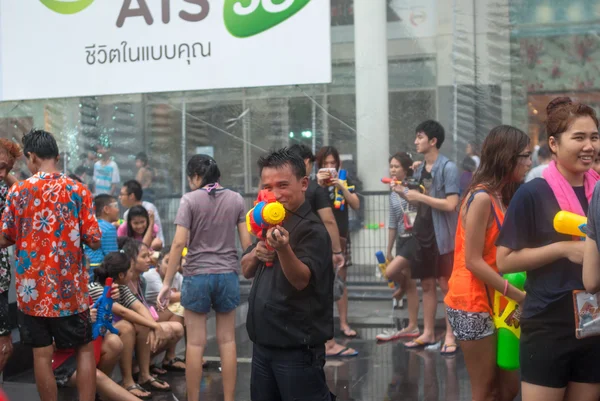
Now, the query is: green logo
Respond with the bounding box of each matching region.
[224,0,311,38]
[40,0,95,15]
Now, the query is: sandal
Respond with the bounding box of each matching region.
[440,343,459,356]
[140,376,171,392]
[405,339,437,349]
[326,347,359,358]
[125,384,152,400]
[340,327,357,338]
[163,357,186,372]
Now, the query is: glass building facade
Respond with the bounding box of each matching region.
[0,0,598,232]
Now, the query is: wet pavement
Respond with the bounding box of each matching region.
[2,298,522,401]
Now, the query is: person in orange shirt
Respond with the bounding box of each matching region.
[445,126,529,401]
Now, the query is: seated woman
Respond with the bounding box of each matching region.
[118,205,162,251]
[91,249,179,398]
[122,239,187,375]
[52,299,142,401]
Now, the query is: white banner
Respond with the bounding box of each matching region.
[0,0,331,101]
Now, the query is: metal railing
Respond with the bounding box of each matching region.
[153,191,393,285]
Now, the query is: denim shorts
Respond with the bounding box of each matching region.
[181,272,240,314]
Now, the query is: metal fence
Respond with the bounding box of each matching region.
[153,191,392,284]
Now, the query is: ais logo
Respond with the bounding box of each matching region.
[40,0,312,38]
[224,0,311,38]
[40,0,95,14]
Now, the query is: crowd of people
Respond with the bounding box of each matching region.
[0,95,597,401]
[375,96,600,401]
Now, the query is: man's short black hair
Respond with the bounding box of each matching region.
[123,180,143,201]
[288,144,315,163]
[257,148,306,180]
[136,152,148,165]
[94,194,116,217]
[75,165,87,176]
[415,120,445,149]
[22,129,59,160]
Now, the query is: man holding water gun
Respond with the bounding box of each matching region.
[241,148,335,401]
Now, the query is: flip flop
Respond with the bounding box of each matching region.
[125,384,152,400]
[340,328,358,338]
[326,347,359,358]
[139,376,171,392]
[404,339,437,349]
[440,343,459,356]
[376,329,420,342]
[163,357,186,372]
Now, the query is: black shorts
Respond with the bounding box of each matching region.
[411,241,453,280]
[17,310,92,349]
[520,294,600,387]
[396,235,417,262]
[0,292,10,337]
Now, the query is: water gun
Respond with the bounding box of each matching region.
[334,169,355,211]
[554,211,587,239]
[375,251,394,289]
[381,177,425,193]
[494,272,526,370]
[246,190,286,267]
[91,278,119,340]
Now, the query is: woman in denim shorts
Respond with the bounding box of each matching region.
[158,155,252,401]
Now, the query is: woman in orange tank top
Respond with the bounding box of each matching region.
[445,125,529,401]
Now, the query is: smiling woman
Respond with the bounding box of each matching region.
[40,0,95,15]
[496,97,600,401]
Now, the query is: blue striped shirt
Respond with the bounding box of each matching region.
[85,219,119,265]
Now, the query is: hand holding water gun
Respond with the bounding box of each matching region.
[246,190,286,267]
[381,177,425,193]
[554,211,587,239]
[92,278,119,340]
[375,251,395,289]
[333,169,355,211]
[495,272,526,371]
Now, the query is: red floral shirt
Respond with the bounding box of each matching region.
[2,172,101,317]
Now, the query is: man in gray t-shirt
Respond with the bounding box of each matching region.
[175,188,246,275]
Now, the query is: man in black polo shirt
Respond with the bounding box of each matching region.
[242,148,335,401]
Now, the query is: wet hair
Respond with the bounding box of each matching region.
[22,129,59,160]
[118,236,142,261]
[0,139,22,169]
[461,156,477,173]
[389,152,414,177]
[157,246,171,266]
[186,154,221,196]
[546,96,599,145]
[94,194,116,217]
[257,148,306,180]
[537,143,552,162]
[93,251,131,285]
[465,125,530,206]
[123,180,143,201]
[415,120,445,149]
[126,205,150,238]
[315,146,341,170]
[136,152,148,166]
[288,144,315,163]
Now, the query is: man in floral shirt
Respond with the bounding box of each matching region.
[0,130,101,401]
